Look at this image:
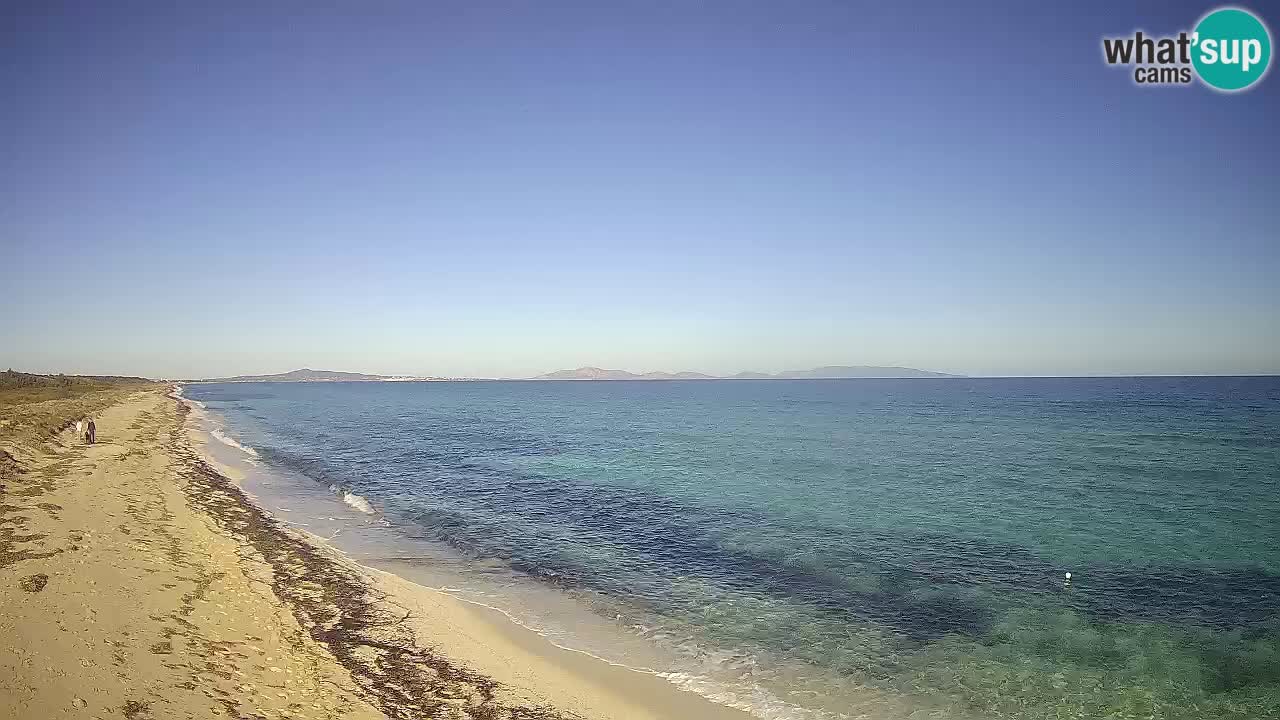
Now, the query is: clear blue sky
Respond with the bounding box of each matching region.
[4,1,1278,378]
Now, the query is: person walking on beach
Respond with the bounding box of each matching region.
[86,418,96,444]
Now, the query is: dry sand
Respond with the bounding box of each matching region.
[1,388,755,720]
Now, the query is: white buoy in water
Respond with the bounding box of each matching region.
[1064,571,1072,586]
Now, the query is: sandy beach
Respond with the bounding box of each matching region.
[1,386,753,720]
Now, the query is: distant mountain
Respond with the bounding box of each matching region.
[198,365,957,383]
[532,365,956,380]
[773,365,955,379]
[531,367,718,381]
[196,368,423,383]
[534,367,720,381]
[534,367,639,381]
[643,370,718,380]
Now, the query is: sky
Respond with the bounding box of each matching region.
[3,1,1278,379]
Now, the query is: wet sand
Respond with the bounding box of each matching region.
[0,388,753,719]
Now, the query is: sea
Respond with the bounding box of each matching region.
[180,377,1280,720]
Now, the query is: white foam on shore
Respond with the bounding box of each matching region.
[328,484,377,515]
[414,588,825,720]
[173,385,254,459]
[341,491,376,515]
[172,384,207,411]
[171,384,205,408]
[211,427,259,457]
[657,671,826,720]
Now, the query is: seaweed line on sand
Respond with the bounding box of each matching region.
[170,400,577,720]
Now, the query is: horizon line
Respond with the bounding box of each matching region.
[9,368,1280,382]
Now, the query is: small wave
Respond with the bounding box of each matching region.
[422,587,825,720]
[659,671,827,720]
[172,386,207,410]
[344,492,376,514]
[328,484,376,515]
[211,428,258,457]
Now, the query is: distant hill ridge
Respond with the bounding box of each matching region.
[533,365,957,380]
[192,365,957,383]
[196,368,422,383]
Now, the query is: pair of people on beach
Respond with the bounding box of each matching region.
[76,418,96,444]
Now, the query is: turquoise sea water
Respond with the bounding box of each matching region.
[184,377,1280,719]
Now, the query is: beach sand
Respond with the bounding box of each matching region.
[0,387,753,720]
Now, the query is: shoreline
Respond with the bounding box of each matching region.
[2,387,389,719]
[1,385,757,719]
[177,388,763,720]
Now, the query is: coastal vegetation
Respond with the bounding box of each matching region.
[0,370,153,475]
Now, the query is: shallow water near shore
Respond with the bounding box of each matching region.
[182,377,1280,719]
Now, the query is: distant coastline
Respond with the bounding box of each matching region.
[36,367,1277,385]
[530,365,959,380]
[189,365,960,383]
[190,368,454,383]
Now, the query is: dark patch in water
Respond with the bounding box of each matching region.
[249,431,1280,645]
[184,377,1280,705]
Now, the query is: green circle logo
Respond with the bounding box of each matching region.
[1192,7,1272,91]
